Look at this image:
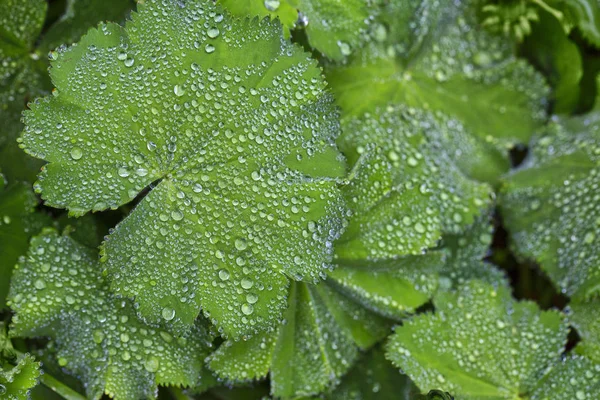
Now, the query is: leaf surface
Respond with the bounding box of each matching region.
[386,280,570,399]
[20,0,347,337]
[327,0,548,183]
[9,230,215,400]
[500,101,600,300]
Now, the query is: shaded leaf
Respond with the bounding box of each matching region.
[386,280,570,399]
[570,299,600,363]
[9,230,215,400]
[500,101,600,300]
[20,0,347,338]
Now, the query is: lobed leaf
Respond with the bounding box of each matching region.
[20,0,347,338]
[500,99,600,300]
[9,230,215,400]
[219,0,374,60]
[386,280,571,399]
[327,0,548,184]
[569,299,600,363]
[0,354,41,400]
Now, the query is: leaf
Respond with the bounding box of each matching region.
[325,345,420,400]
[520,9,583,114]
[209,150,444,398]
[550,0,600,47]
[20,0,347,338]
[0,354,41,400]
[569,299,600,363]
[0,0,49,182]
[8,229,215,400]
[219,0,374,60]
[335,104,492,237]
[528,355,600,400]
[438,212,507,289]
[0,179,50,308]
[0,323,41,400]
[500,105,600,300]
[327,0,548,183]
[39,0,134,52]
[209,281,390,398]
[386,280,571,399]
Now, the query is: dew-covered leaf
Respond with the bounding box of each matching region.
[500,103,600,300]
[335,104,492,236]
[219,0,374,60]
[39,0,134,52]
[386,280,570,399]
[438,212,506,289]
[209,281,390,398]
[0,178,50,308]
[528,355,600,400]
[327,0,548,183]
[20,0,347,338]
[0,354,41,400]
[570,299,600,363]
[8,229,215,400]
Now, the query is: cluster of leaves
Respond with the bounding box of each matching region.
[0,0,599,399]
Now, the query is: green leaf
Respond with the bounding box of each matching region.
[209,150,444,398]
[209,281,390,398]
[335,104,492,236]
[20,0,347,338]
[438,212,506,289]
[570,299,600,363]
[0,354,41,400]
[520,9,583,114]
[550,0,600,47]
[327,0,548,183]
[0,180,50,308]
[325,345,420,400]
[500,108,600,300]
[219,0,373,60]
[0,0,49,183]
[386,280,570,399]
[528,355,600,400]
[39,0,134,52]
[8,229,215,400]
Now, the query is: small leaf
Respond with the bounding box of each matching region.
[570,299,600,363]
[21,0,347,337]
[386,280,569,399]
[0,354,41,400]
[9,230,215,400]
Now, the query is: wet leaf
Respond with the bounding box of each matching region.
[386,280,572,399]
[8,230,215,400]
[570,299,600,363]
[0,354,41,400]
[20,0,347,338]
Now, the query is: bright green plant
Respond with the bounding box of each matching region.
[1,0,599,399]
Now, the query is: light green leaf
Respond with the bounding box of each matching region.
[219,0,373,60]
[0,180,50,308]
[39,0,134,52]
[570,299,600,363]
[500,108,600,300]
[8,230,215,400]
[327,0,548,183]
[386,280,569,399]
[0,354,41,400]
[438,212,506,289]
[335,104,492,236]
[21,0,347,337]
[551,0,600,47]
[325,345,420,400]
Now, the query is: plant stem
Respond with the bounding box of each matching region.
[39,373,87,400]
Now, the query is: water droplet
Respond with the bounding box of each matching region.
[205,44,215,54]
[34,279,46,290]
[264,0,280,11]
[144,356,160,372]
[174,85,185,97]
[241,303,254,315]
[70,148,83,160]
[161,307,175,321]
[218,269,230,281]
[207,27,220,38]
